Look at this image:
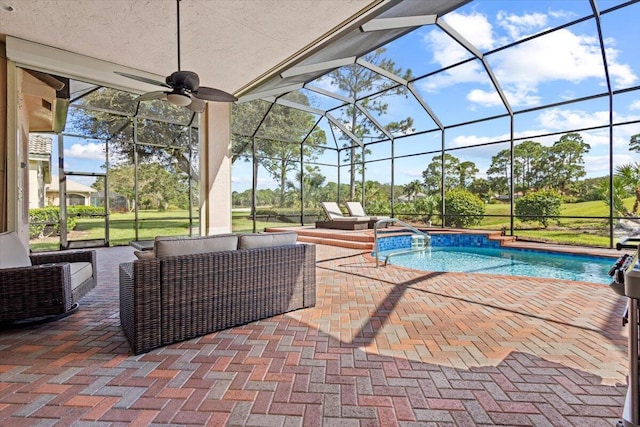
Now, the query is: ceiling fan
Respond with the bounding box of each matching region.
[115,0,237,113]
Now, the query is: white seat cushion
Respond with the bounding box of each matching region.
[321,202,346,220]
[70,262,93,290]
[0,231,32,268]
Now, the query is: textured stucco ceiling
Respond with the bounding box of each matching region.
[0,0,381,96]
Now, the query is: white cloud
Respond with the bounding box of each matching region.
[448,128,553,149]
[467,88,501,106]
[63,142,104,160]
[442,11,496,51]
[496,11,547,40]
[403,169,424,178]
[631,100,640,111]
[491,30,605,86]
[420,11,637,108]
[537,108,640,147]
[538,109,610,132]
[450,134,497,148]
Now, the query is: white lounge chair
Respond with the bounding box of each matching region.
[345,202,390,228]
[316,202,370,230]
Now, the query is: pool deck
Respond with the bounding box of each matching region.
[0,237,631,426]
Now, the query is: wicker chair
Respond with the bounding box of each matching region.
[0,232,97,325]
[119,233,316,354]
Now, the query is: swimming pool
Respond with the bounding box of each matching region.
[375,235,614,284]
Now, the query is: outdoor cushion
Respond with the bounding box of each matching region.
[70,262,93,290]
[237,232,298,249]
[0,231,32,268]
[134,250,155,260]
[320,201,370,221]
[154,234,238,258]
[345,201,390,220]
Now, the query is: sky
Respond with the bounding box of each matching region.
[50,0,640,193]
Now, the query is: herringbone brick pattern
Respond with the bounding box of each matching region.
[0,244,629,426]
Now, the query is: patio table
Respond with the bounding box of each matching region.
[129,240,154,251]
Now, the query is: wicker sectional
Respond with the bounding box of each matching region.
[119,233,316,354]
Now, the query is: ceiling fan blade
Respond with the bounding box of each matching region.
[192,86,238,102]
[115,71,170,88]
[187,97,206,113]
[135,91,167,102]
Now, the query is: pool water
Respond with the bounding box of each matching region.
[380,246,614,284]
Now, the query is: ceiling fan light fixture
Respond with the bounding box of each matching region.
[166,91,192,106]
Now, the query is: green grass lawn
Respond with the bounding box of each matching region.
[29,198,638,251]
[474,197,636,247]
[30,210,199,251]
[30,209,298,251]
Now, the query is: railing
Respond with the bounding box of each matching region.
[373,218,431,267]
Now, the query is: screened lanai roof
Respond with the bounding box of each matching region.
[235,0,640,155]
[237,0,470,101]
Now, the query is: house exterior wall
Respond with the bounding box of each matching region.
[28,160,45,208]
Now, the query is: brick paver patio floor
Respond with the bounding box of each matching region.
[0,244,630,426]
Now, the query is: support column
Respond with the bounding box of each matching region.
[3,58,29,241]
[0,47,7,231]
[200,102,232,235]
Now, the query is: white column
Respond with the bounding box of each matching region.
[200,102,232,235]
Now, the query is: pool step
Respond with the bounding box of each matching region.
[265,227,374,250]
[489,235,517,245]
[265,226,516,251]
[296,235,373,250]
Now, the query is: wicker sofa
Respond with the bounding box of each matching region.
[119,232,316,354]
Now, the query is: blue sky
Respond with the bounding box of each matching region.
[49,1,640,193]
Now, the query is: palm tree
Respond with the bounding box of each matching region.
[615,162,640,215]
[403,180,424,201]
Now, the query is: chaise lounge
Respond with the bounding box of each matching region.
[315,202,371,230]
[119,231,316,354]
[345,201,391,228]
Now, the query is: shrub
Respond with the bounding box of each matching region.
[253,207,323,223]
[515,189,562,228]
[364,199,391,216]
[440,189,485,228]
[29,207,61,238]
[28,206,104,238]
[67,206,104,217]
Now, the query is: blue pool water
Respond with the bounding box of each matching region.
[375,235,614,284]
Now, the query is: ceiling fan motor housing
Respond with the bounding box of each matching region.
[168,71,200,91]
